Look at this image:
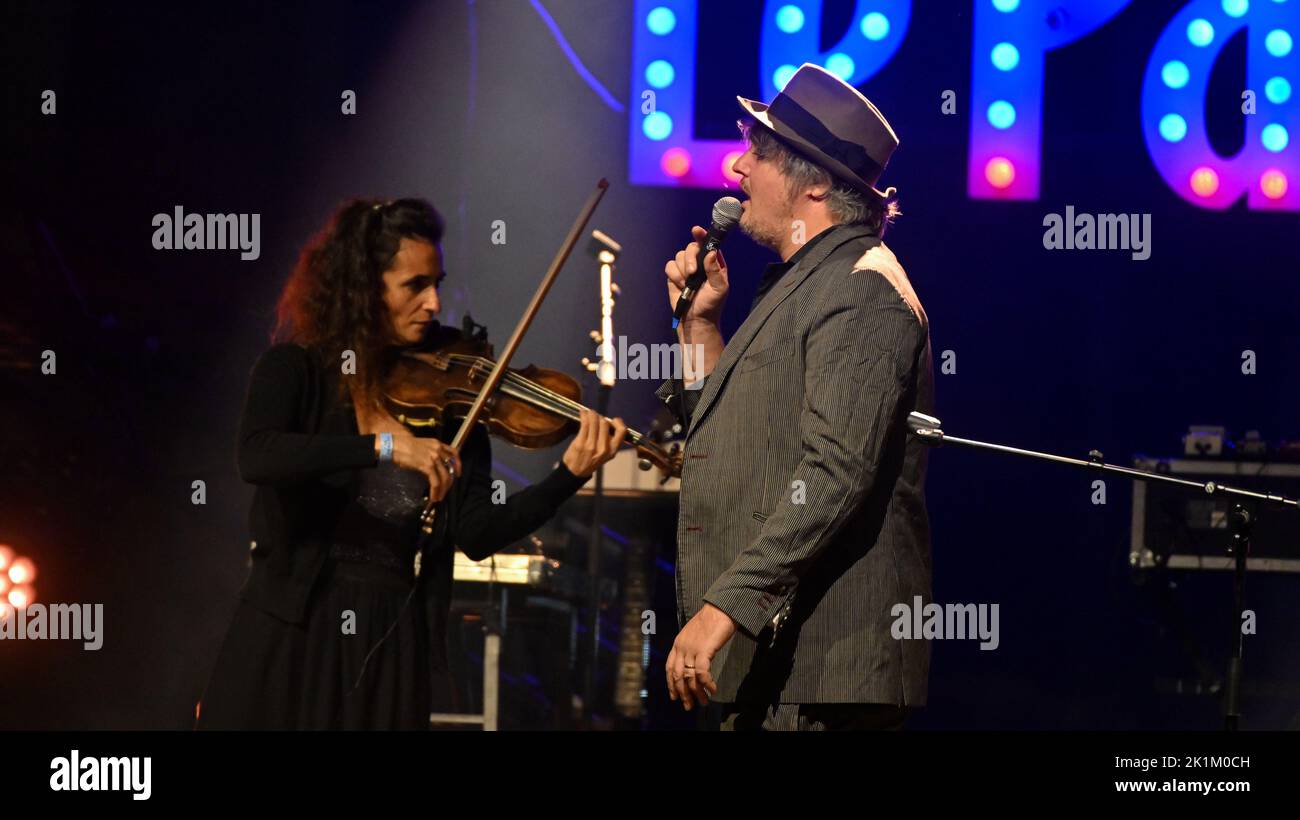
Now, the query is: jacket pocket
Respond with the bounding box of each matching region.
[752,511,768,523]
[737,338,795,373]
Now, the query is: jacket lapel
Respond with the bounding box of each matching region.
[686,224,875,438]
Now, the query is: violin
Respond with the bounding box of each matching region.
[410,178,617,536]
[381,335,683,480]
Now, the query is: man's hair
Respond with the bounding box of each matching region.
[740,120,899,234]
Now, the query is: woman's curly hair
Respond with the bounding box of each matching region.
[273,197,445,414]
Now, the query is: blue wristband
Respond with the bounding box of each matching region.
[378,432,394,463]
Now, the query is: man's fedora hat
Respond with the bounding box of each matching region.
[738,63,898,200]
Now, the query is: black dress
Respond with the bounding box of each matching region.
[197,338,587,730]
[199,463,435,730]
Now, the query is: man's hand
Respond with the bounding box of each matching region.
[664,226,729,382]
[664,225,729,325]
[665,602,737,710]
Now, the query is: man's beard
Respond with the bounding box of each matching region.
[738,201,793,252]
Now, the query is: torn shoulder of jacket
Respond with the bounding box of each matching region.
[851,244,928,328]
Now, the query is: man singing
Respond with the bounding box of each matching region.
[658,64,934,731]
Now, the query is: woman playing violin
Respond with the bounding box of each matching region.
[197,197,626,730]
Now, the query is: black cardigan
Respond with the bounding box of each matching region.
[234,336,587,638]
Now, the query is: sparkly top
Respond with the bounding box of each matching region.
[330,462,428,569]
[356,462,428,524]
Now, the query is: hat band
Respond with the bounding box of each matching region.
[768,94,885,189]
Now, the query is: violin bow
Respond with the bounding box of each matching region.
[419,178,610,536]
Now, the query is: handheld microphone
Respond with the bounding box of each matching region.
[672,196,742,329]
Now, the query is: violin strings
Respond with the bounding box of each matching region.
[448,354,650,447]
[499,376,649,446]
[498,379,580,420]
[498,371,647,446]
[446,354,646,446]
[444,354,587,415]
[449,355,582,413]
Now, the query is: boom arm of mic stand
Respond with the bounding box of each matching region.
[907,409,1298,732]
[905,412,1300,509]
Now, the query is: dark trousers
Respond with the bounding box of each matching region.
[713,702,910,731]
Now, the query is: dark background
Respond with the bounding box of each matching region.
[2,0,1298,729]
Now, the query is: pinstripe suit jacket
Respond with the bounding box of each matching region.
[656,223,934,705]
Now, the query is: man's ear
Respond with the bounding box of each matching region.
[806,182,831,202]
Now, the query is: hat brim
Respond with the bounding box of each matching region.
[737,95,894,201]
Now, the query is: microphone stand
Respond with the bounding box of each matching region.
[907,412,1300,731]
[577,229,621,728]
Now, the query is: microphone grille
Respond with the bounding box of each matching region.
[712,196,743,229]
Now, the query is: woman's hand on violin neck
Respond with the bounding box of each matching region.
[390,432,462,503]
[562,408,627,479]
